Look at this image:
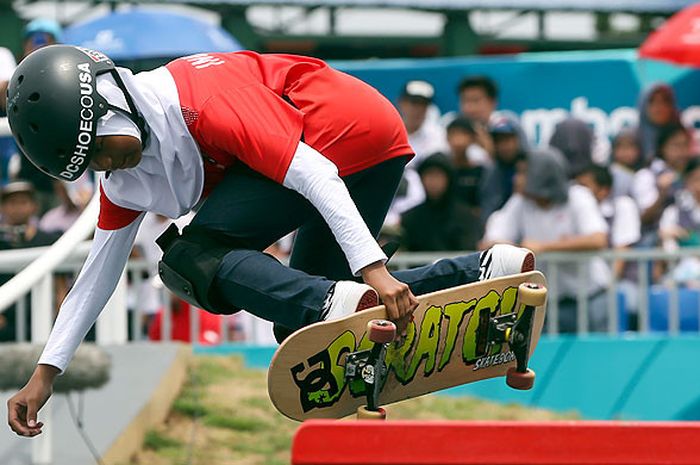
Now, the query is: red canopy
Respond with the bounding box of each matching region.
[639,3,700,67]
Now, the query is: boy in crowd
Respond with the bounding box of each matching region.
[445,117,488,212]
[457,75,498,156]
[401,154,481,252]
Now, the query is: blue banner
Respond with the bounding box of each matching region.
[335,49,700,150]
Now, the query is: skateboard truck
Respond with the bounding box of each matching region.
[344,319,396,420]
[486,282,547,390]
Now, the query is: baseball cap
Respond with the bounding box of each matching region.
[489,117,518,135]
[1,180,35,201]
[400,80,435,104]
[24,18,63,42]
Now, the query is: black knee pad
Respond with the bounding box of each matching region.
[156,223,238,315]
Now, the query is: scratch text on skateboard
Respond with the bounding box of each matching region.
[290,285,525,413]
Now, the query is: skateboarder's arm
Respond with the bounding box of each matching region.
[8,217,144,437]
[37,215,145,373]
[283,141,387,276]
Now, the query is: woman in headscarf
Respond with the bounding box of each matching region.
[637,83,682,164]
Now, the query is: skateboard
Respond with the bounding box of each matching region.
[268,271,547,421]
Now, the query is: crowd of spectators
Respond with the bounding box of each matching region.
[1,20,699,338]
[391,77,700,333]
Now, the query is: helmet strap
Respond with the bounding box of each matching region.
[101,68,150,148]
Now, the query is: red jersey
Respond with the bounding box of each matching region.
[166,51,412,195]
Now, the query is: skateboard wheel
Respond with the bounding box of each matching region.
[518,282,547,307]
[367,319,396,344]
[357,406,387,420]
[506,367,535,390]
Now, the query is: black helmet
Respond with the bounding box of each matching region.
[7,45,146,181]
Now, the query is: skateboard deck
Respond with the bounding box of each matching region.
[268,271,547,421]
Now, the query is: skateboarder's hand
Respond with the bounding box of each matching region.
[7,364,58,437]
[361,263,419,334]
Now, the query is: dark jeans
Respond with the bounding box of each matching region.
[192,156,482,331]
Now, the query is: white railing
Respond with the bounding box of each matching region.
[3,245,700,345]
[391,247,700,335]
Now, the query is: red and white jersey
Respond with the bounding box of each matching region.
[39,52,411,371]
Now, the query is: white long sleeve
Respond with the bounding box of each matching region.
[38,214,145,372]
[283,141,386,275]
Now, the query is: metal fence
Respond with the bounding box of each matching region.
[3,245,700,348]
[390,247,700,335]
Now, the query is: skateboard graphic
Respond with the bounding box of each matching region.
[268,271,547,421]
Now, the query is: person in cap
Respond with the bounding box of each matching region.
[479,115,529,223]
[23,18,63,57]
[6,46,535,436]
[397,79,448,164]
[483,149,609,333]
[0,180,60,250]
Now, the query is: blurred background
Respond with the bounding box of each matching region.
[2,1,700,465]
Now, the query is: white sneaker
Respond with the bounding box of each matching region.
[479,244,535,281]
[323,281,379,321]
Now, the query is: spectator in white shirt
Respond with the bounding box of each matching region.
[577,165,641,253]
[483,149,609,332]
[577,165,642,325]
[609,128,643,199]
[660,158,700,286]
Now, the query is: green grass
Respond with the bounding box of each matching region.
[143,430,182,451]
[203,413,268,432]
[130,355,575,465]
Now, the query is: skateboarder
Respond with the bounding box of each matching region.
[6,45,534,437]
